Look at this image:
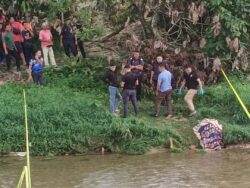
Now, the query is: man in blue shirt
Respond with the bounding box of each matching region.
[150,55,170,88]
[152,63,173,118]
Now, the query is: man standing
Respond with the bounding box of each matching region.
[0,23,6,64]
[39,22,57,66]
[151,63,173,119]
[178,65,204,116]
[72,17,86,58]
[102,61,122,115]
[150,55,170,89]
[2,24,20,71]
[60,22,77,57]
[128,50,144,101]
[22,21,34,67]
[121,65,139,118]
[9,17,26,65]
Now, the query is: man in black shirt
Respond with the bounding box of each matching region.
[72,17,86,58]
[60,22,77,57]
[121,65,139,118]
[102,61,122,115]
[178,65,204,116]
[22,21,34,67]
[128,50,144,101]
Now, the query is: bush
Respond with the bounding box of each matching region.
[0,84,183,155]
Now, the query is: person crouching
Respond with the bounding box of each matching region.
[29,50,44,85]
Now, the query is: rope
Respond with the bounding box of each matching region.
[221,69,250,119]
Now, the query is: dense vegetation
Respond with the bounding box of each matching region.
[0,0,249,156]
[0,58,249,156]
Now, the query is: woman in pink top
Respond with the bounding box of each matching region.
[39,22,56,66]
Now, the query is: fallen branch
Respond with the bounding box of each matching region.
[98,17,130,43]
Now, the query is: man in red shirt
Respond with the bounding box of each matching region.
[9,17,26,65]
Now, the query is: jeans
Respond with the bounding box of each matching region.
[123,89,138,118]
[42,46,57,66]
[32,71,44,85]
[184,89,197,112]
[155,89,173,116]
[109,86,122,113]
[6,49,20,71]
[63,39,78,57]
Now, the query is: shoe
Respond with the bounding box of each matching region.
[115,109,120,114]
[112,113,119,117]
[166,115,174,120]
[150,113,159,117]
[189,111,197,117]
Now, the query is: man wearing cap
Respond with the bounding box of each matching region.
[121,65,139,118]
[128,50,144,101]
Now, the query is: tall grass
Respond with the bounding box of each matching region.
[0,59,249,155]
[0,83,182,155]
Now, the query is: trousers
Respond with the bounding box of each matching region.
[123,89,138,118]
[109,86,122,113]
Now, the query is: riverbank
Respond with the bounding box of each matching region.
[0,58,249,156]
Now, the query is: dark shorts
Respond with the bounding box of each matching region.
[15,42,23,53]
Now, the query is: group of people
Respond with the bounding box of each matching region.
[103,50,204,118]
[0,10,204,118]
[0,11,86,85]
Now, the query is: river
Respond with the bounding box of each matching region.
[1,149,250,188]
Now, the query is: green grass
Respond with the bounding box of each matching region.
[0,58,249,156]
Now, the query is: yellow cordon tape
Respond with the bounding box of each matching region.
[17,90,32,188]
[17,166,29,188]
[221,69,250,119]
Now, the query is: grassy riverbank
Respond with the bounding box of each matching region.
[0,58,249,156]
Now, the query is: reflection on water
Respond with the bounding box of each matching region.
[1,149,250,188]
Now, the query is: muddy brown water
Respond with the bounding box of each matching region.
[1,149,250,188]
